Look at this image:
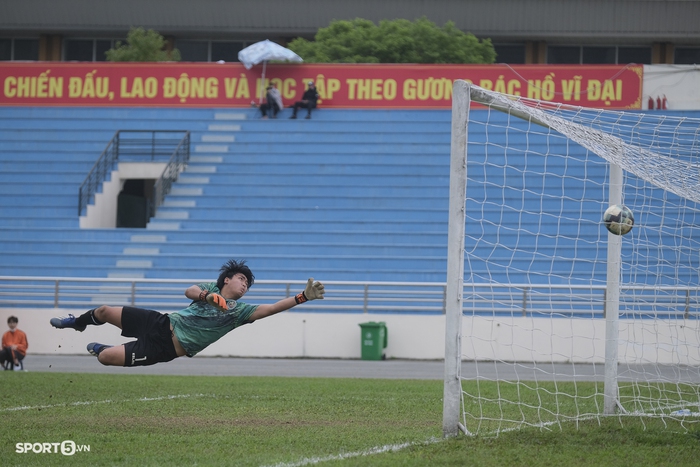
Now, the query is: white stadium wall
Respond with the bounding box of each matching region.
[2,308,698,364]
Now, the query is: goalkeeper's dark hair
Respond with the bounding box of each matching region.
[217,259,255,290]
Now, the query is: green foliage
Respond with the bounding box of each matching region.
[288,17,496,64]
[105,27,181,62]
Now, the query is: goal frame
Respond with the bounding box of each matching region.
[442,80,627,436]
[442,80,468,437]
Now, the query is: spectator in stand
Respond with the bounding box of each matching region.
[1,315,28,370]
[260,82,283,119]
[290,81,319,119]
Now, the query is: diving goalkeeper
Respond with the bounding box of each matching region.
[49,259,325,367]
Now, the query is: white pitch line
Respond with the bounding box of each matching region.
[1,393,212,412]
[260,414,613,466]
[261,437,444,467]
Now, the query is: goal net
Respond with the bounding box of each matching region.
[443,81,700,437]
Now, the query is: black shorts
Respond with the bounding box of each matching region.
[121,306,178,367]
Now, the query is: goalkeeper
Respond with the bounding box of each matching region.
[49,259,325,367]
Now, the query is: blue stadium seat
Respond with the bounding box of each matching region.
[0,106,698,285]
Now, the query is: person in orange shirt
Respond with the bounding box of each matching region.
[1,315,28,370]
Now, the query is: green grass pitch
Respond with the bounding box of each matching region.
[1,372,699,466]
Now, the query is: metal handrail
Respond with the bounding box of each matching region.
[78,130,190,216]
[150,131,191,218]
[0,276,698,318]
[78,130,119,216]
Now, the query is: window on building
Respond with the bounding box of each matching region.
[675,47,700,64]
[95,40,113,61]
[548,45,652,64]
[0,39,11,60]
[582,46,616,64]
[548,46,580,64]
[13,39,39,60]
[64,39,119,61]
[175,40,251,62]
[65,39,94,61]
[618,47,651,64]
[211,41,245,62]
[177,40,209,61]
[493,44,526,64]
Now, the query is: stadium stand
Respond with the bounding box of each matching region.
[5,106,694,285]
[0,107,452,282]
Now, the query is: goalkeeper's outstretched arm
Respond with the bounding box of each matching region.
[248,278,325,321]
[185,285,228,311]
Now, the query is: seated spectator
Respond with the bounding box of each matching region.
[290,81,319,119]
[260,83,283,119]
[1,316,28,370]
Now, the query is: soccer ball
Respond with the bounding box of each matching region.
[603,204,634,236]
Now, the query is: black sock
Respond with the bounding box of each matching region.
[75,308,105,328]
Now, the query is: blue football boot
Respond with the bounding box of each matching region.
[49,314,86,332]
[87,342,112,356]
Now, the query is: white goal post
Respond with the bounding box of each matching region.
[443,80,700,437]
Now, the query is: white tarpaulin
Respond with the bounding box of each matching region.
[238,40,303,103]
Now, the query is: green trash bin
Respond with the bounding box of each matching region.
[359,321,388,360]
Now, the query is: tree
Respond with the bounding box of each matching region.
[106,28,181,62]
[287,17,495,64]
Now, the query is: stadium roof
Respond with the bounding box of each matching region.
[2,0,699,43]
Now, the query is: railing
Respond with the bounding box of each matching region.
[78,130,190,216]
[150,132,191,219]
[0,276,698,319]
[78,130,118,216]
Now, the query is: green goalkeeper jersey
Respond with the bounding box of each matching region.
[168,282,258,356]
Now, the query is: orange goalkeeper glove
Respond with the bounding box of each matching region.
[199,290,228,312]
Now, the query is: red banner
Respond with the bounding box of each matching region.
[0,62,643,109]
